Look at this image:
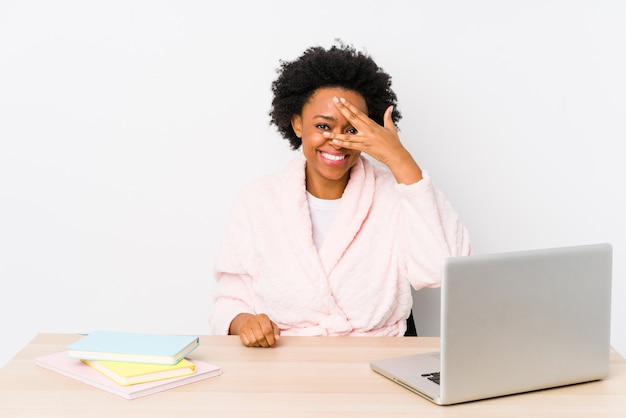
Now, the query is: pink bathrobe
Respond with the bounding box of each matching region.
[209,155,471,336]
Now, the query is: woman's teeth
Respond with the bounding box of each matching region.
[321,152,345,161]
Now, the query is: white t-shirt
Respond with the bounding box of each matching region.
[306,192,341,250]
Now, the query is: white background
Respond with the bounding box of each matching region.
[1,0,624,367]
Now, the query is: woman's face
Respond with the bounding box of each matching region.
[291,87,367,199]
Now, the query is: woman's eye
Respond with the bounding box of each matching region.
[316,124,330,130]
[347,127,358,134]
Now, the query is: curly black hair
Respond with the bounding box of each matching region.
[269,41,401,150]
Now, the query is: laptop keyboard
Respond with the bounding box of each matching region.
[421,372,440,385]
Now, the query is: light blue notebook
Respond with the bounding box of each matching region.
[67,330,199,365]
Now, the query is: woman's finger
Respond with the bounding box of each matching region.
[333,96,371,127]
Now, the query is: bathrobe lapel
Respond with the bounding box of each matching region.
[281,155,375,278]
[281,155,323,271]
[318,157,375,276]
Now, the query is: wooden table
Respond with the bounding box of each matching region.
[1,333,625,417]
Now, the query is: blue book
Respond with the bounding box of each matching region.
[67,331,199,365]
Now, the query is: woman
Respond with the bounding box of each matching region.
[209,41,471,347]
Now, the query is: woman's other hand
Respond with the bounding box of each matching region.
[229,313,281,347]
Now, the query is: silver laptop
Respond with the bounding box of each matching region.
[370,243,612,405]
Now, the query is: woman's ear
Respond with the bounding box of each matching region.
[291,114,302,138]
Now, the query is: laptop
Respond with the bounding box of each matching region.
[370,243,613,405]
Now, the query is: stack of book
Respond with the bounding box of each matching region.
[35,330,221,399]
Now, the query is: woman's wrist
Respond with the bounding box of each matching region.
[388,151,423,185]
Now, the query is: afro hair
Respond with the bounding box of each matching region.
[269,40,401,150]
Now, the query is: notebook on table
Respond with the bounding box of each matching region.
[67,330,199,365]
[370,243,613,405]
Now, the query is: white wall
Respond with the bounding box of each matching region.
[1,0,624,367]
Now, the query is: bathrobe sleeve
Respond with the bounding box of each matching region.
[394,170,472,290]
[208,182,262,336]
